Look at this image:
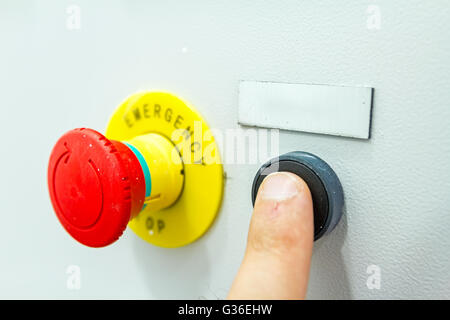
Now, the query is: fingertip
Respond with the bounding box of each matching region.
[249,171,314,252]
[256,171,312,208]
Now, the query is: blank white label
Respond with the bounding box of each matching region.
[238,81,374,139]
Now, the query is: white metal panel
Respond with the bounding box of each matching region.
[238,81,373,139]
[0,1,449,300]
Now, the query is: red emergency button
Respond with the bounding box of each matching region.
[48,128,146,247]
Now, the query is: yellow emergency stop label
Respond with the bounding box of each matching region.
[105,92,224,248]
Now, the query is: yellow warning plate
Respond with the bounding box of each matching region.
[105,92,224,248]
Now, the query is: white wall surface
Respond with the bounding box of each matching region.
[0,0,449,299]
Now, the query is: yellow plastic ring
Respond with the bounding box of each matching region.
[105,92,224,248]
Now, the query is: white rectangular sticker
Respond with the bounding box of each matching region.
[238,81,373,139]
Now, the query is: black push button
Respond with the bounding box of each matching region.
[251,151,344,240]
